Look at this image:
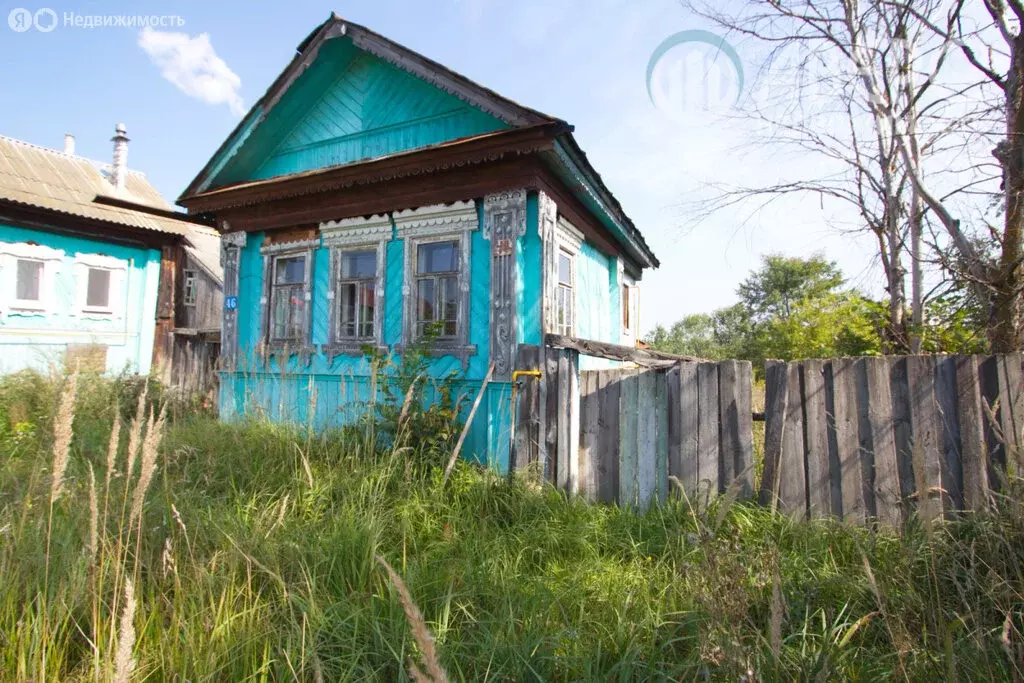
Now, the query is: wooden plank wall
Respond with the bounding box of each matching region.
[762,354,1024,526]
[518,348,753,510]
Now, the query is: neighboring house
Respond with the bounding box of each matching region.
[178,15,657,468]
[0,126,220,379]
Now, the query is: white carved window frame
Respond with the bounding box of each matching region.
[260,237,318,354]
[545,216,583,336]
[394,201,477,363]
[321,214,391,359]
[0,241,63,317]
[619,260,639,344]
[73,252,128,319]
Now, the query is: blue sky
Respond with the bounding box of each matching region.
[0,0,881,333]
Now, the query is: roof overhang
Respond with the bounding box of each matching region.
[0,199,183,249]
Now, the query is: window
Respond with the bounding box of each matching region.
[16,259,42,302]
[622,283,631,331]
[415,240,459,338]
[85,268,111,309]
[556,250,574,336]
[269,254,307,342]
[183,269,197,307]
[337,250,376,339]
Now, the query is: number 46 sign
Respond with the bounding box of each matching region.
[224,296,238,311]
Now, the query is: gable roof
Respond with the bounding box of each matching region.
[179,14,658,269]
[0,134,192,238]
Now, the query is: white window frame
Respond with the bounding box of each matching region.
[182,269,198,307]
[394,201,477,363]
[260,239,317,351]
[320,214,390,359]
[620,262,639,345]
[0,242,63,316]
[544,216,583,336]
[73,253,127,319]
[556,248,576,337]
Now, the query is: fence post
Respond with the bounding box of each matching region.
[761,361,788,508]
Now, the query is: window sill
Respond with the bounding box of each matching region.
[322,342,387,362]
[9,302,47,313]
[81,307,114,316]
[259,342,317,365]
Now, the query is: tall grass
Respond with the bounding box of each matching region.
[0,370,1022,680]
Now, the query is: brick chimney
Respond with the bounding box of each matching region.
[110,123,129,189]
[63,133,75,155]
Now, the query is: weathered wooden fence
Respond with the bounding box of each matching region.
[512,339,1024,524]
[512,343,754,509]
[762,355,1024,525]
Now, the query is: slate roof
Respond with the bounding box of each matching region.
[0,134,191,237]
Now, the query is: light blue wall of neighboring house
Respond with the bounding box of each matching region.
[0,223,160,375]
[575,241,619,370]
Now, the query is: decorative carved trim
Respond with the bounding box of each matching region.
[482,189,527,241]
[260,236,320,256]
[399,208,476,369]
[221,230,248,248]
[555,216,584,254]
[321,213,393,246]
[538,191,558,335]
[483,188,528,380]
[393,200,478,239]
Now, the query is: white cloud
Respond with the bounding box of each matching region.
[138,27,245,116]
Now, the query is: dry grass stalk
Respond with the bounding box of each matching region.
[105,408,122,491]
[124,385,149,482]
[113,578,137,683]
[375,555,448,683]
[130,405,166,525]
[88,462,98,565]
[49,371,79,504]
[398,374,424,431]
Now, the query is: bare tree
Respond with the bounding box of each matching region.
[686,0,1008,349]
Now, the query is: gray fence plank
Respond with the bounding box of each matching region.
[803,360,832,518]
[679,363,700,497]
[618,372,639,508]
[719,360,739,488]
[637,370,657,510]
[736,361,754,497]
[760,361,788,507]
[568,352,581,496]
[578,371,599,502]
[781,362,807,516]
[889,358,915,509]
[956,356,989,511]
[667,365,681,485]
[935,356,964,513]
[907,355,941,522]
[556,351,570,490]
[596,371,621,504]
[998,354,1024,475]
[656,370,670,503]
[513,345,540,472]
[863,357,900,527]
[543,348,559,483]
[697,363,721,495]
[832,358,864,523]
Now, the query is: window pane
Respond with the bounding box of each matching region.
[622,284,630,328]
[417,278,435,322]
[440,276,458,337]
[184,270,197,306]
[341,250,376,279]
[359,282,375,338]
[558,253,572,285]
[16,259,41,301]
[275,256,305,285]
[417,241,458,274]
[86,268,111,308]
[339,282,357,338]
[272,285,304,341]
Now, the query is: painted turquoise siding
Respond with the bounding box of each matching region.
[212,40,507,188]
[0,224,160,375]
[218,209,506,467]
[608,256,623,346]
[576,242,616,370]
[520,192,543,346]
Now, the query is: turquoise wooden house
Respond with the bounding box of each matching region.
[0,128,201,376]
[179,15,659,470]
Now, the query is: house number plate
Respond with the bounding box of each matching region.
[224,296,238,311]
